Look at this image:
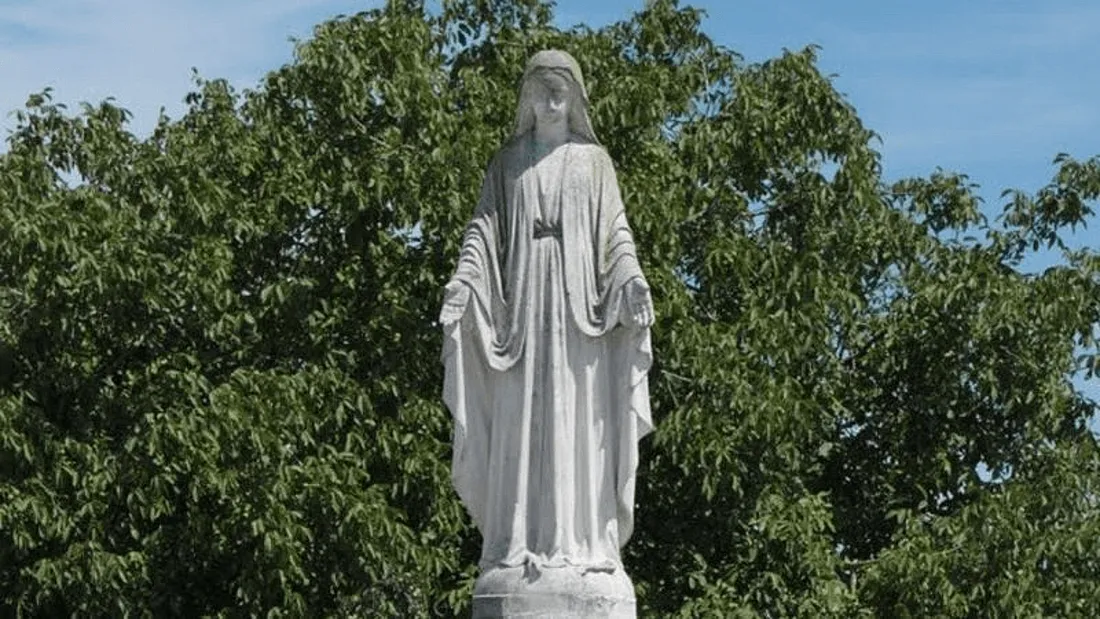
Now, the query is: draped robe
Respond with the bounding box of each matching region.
[441,135,653,571]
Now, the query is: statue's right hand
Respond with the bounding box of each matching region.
[439,282,471,326]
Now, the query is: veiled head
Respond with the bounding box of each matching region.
[514,49,599,144]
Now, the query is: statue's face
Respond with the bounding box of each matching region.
[532,71,570,127]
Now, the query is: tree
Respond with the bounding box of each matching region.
[1,0,1097,616]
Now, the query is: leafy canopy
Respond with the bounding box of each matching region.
[1,0,1098,616]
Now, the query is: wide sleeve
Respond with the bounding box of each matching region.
[450,155,507,322]
[563,146,647,336]
[441,156,508,533]
[594,149,647,304]
[579,148,655,546]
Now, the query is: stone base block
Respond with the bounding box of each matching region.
[471,564,636,618]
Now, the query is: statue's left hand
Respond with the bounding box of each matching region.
[439,282,471,326]
[623,278,654,329]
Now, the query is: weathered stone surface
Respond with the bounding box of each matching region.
[472,565,636,619]
[440,49,653,618]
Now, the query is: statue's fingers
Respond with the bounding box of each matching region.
[441,304,464,324]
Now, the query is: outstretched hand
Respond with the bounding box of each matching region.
[439,282,471,326]
[622,278,654,329]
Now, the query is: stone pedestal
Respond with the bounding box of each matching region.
[471,565,636,618]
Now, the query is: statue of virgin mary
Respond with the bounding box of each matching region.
[440,49,654,616]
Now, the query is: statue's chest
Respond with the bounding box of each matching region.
[502,144,588,229]
[534,149,568,193]
[535,151,569,223]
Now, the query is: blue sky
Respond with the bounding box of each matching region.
[1,0,1097,405]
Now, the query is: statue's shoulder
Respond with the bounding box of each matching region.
[496,136,524,161]
[570,141,615,170]
[486,136,614,173]
[487,137,527,176]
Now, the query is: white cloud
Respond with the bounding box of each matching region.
[0,0,371,140]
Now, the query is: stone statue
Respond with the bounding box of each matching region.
[440,49,654,618]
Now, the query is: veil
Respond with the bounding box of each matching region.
[512,49,600,144]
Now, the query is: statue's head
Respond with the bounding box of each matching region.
[514,49,599,144]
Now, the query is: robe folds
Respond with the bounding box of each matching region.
[441,134,653,571]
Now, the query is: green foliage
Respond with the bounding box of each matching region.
[1,0,1097,615]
